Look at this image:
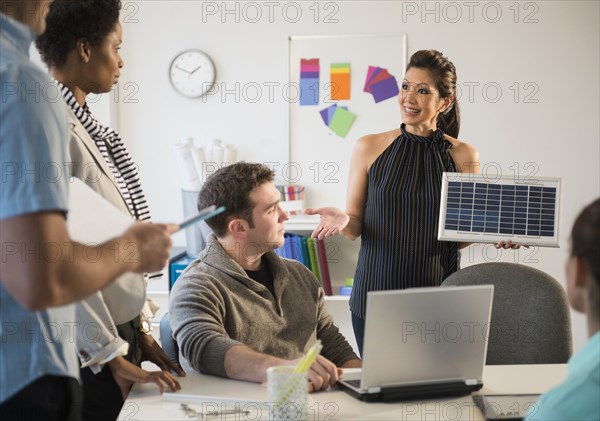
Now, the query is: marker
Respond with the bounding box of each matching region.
[293,340,323,374]
[175,205,225,233]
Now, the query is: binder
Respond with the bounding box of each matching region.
[315,238,333,296]
[307,238,321,283]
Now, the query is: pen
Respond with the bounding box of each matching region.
[180,403,250,418]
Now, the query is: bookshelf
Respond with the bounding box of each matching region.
[283,215,360,295]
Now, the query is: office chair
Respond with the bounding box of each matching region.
[159,312,179,366]
[441,262,572,365]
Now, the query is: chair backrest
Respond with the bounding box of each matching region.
[159,312,179,365]
[441,262,572,365]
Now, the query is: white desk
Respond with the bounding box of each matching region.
[119,364,567,420]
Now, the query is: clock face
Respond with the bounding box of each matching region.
[169,50,216,98]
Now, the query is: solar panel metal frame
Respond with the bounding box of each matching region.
[438,172,562,248]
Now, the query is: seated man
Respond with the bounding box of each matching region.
[525,198,600,421]
[170,162,361,391]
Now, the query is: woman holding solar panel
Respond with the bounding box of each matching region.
[308,49,518,356]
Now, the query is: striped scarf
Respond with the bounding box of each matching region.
[56,80,150,222]
[57,81,162,280]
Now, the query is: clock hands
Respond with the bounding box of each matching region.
[175,64,203,80]
[174,64,192,74]
[189,65,203,75]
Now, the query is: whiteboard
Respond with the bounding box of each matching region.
[289,34,407,209]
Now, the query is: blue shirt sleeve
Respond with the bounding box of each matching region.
[0,63,70,220]
[524,394,569,421]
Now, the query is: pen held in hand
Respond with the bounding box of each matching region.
[174,205,226,233]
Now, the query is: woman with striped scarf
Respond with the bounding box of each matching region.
[36,1,184,420]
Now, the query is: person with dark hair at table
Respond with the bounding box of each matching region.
[525,198,600,421]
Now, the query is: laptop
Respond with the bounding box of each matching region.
[338,285,494,402]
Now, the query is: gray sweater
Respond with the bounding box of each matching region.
[169,236,358,377]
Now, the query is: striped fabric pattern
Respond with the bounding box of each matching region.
[350,124,459,319]
[57,81,161,280]
[56,81,150,222]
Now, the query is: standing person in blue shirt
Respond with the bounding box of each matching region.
[525,198,600,421]
[0,1,175,419]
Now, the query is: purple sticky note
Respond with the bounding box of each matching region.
[370,76,399,103]
[320,105,336,125]
[366,69,392,94]
[301,71,319,79]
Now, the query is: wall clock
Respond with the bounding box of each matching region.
[169,49,216,98]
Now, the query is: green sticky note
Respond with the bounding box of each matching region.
[330,62,350,69]
[329,107,356,138]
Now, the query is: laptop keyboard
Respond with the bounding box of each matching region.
[345,379,361,387]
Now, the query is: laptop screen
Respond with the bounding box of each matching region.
[360,285,494,390]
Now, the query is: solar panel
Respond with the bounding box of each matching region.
[438,172,562,247]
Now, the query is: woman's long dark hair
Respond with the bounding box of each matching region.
[406,50,460,138]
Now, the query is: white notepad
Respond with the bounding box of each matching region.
[66,177,134,244]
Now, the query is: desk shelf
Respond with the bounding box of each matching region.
[284,215,319,231]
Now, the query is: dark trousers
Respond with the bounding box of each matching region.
[80,365,124,421]
[80,320,139,421]
[0,375,82,421]
[352,313,366,358]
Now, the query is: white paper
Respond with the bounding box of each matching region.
[66,178,134,243]
[190,145,207,184]
[173,138,202,191]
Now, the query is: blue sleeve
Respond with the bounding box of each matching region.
[0,64,69,220]
[524,397,569,421]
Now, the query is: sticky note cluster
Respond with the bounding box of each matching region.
[364,65,399,103]
[300,58,319,106]
[320,104,356,138]
[330,63,350,101]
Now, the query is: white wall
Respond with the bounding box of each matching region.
[113,1,599,352]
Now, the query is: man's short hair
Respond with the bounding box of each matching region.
[198,162,275,237]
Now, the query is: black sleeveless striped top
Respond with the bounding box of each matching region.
[350,124,459,319]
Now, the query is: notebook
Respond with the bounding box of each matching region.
[338,285,494,402]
